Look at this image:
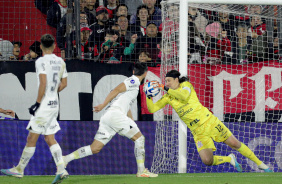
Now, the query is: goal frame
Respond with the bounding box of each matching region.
[162,0,282,173]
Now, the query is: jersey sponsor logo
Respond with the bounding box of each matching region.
[190,118,200,127]
[47,100,58,107]
[178,108,193,118]
[130,79,135,84]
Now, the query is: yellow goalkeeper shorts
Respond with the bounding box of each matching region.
[192,115,232,152]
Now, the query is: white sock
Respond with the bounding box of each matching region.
[134,136,145,173]
[258,162,269,169]
[16,146,36,173]
[64,145,93,164]
[50,144,64,173]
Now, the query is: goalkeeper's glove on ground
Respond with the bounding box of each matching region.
[29,102,40,116]
[154,83,169,92]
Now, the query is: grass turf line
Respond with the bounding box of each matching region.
[0,173,281,184]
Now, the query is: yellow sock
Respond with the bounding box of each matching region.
[213,155,231,165]
[237,143,262,166]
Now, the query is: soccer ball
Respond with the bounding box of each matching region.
[144,81,160,98]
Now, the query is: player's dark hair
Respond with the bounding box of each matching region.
[41,34,55,48]
[166,70,189,83]
[134,62,148,76]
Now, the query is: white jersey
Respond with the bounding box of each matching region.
[107,75,140,115]
[35,54,68,109]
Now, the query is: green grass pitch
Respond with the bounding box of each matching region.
[0,173,281,184]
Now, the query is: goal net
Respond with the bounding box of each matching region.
[151,0,282,173]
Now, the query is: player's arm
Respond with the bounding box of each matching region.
[29,74,46,115]
[94,82,126,112]
[127,109,134,120]
[146,96,167,113]
[36,74,47,103]
[167,87,191,102]
[58,77,67,92]
[155,82,191,102]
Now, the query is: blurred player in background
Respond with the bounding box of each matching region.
[63,63,158,178]
[146,69,273,173]
[1,34,69,184]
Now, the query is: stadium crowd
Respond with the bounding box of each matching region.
[0,0,280,65]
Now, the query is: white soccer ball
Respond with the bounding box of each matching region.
[144,81,160,98]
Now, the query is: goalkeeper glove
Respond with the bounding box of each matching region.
[29,102,40,116]
[154,83,169,92]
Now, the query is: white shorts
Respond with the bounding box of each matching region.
[94,108,140,145]
[26,106,60,135]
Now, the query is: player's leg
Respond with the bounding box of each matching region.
[1,132,39,178]
[224,135,273,172]
[45,134,69,184]
[193,121,236,170]
[131,131,158,178]
[63,113,114,166]
[114,110,157,178]
[63,139,105,166]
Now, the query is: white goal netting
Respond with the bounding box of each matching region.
[151,1,282,173]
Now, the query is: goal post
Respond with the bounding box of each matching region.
[152,0,282,174]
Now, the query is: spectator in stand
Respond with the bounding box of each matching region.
[24,41,42,62]
[116,16,134,52]
[85,0,97,16]
[231,23,252,64]
[130,0,162,27]
[204,22,232,64]
[123,0,143,17]
[34,0,53,15]
[156,41,177,66]
[47,0,67,28]
[89,6,111,53]
[11,41,23,61]
[57,0,89,59]
[138,50,151,63]
[214,5,236,42]
[135,22,162,63]
[0,40,15,61]
[111,4,130,23]
[100,29,138,63]
[105,0,118,19]
[159,3,179,39]
[130,5,150,37]
[247,15,268,62]
[268,33,279,61]
[71,25,94,60]
[248,5,264,15]
[85,0,98,25]
[187,9,206,63]
[111,24,121,32]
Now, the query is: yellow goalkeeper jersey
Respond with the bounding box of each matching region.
[146,81,213,131]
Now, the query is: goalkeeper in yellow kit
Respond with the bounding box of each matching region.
[146,70,273,172]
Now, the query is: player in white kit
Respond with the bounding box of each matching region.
[1,34,69,184]
[63,63,158,177]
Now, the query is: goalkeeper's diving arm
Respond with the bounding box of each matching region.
[146,96,167,113]
[166,87,191,102]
